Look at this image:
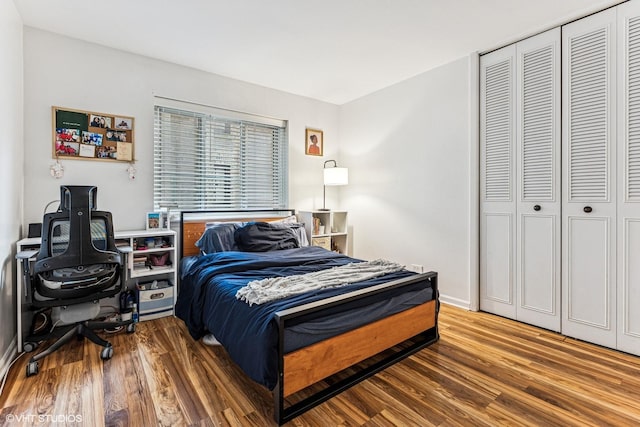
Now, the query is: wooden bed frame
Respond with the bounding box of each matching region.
[180,209,298,258]
[179,210,439,424]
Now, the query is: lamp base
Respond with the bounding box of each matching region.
[317,208,330,211]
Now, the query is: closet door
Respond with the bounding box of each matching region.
[515,28,561,332]
[562,9,617,348]
[480,45,517,319]
[617,1,640,355]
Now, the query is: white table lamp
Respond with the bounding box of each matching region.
[322,160,348,210]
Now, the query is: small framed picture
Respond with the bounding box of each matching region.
[146,212,161,230]
[89,114,112,129]
[305,128,323,156]
[81,131,103,146]
[115,117,132,130]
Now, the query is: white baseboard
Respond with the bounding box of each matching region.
[439,294,472,310]
[0,336,18,382]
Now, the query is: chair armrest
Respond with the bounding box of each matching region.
[16,250,38,260]
[16,250,38,302]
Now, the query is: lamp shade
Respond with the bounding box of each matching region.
[324,167,348,186]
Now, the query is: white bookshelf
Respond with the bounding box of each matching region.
[297,211,348,255]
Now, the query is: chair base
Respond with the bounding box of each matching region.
[25,320,131,377]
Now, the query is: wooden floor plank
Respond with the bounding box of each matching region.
[1,304,640,426]
[443,316,640,418]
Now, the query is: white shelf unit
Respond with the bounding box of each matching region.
[115,229,177,320]
[298,211,348,255]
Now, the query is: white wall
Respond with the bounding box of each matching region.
[22,27,474,310]
[23,28,340,230]
[0,0,23,375]
[339,57,472,307]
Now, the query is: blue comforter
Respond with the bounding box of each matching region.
[175,246,416,390]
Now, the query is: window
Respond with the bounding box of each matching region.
[153,101,288,211]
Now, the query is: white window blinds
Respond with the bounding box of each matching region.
[153,103,288,211]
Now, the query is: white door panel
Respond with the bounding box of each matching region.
[482,212,515,317]
[516,28,561,331]
[566,216,612,329]
[562,8,617,347]
[481,28,560,329]
[617,1,640,355]
[619,219,640,351]
[519,215,557,318]
[480,45,517,318]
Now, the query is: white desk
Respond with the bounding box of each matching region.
[15,229,176,353]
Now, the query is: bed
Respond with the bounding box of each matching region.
[176,210,439,424]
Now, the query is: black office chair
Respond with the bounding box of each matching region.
[23,185,131,377]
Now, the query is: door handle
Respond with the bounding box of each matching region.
[583,206,593,213]
[533,205,541,211]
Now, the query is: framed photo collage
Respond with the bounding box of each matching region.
[53,106,135,162]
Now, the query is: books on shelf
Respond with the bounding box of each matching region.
[115,239,130,247]
[133,255,148,271]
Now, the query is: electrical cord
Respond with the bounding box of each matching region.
[92,304,128,333]
[43,199,60,215]
[104,325,124,334]
[47,319,63,336]
[0,351,25,397]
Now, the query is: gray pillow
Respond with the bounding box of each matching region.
[195,223,241,254]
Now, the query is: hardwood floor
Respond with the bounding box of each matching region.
[1,304,639,426]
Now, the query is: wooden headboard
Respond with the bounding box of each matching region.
[179,210,296,258]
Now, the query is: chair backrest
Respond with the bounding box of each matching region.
[32,186,122,306]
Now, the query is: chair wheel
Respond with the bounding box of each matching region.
[101,346,114,360]
[26,361,39,377]
[126,323,136,334]
[23,342,37,353]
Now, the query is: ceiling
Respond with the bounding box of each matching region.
[14,0,623,105]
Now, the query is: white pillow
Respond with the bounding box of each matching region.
[270,215,298,224]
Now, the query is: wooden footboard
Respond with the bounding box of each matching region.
[274,271,439,424]
[283,300,436,396]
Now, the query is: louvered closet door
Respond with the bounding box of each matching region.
[617,1,640,355]
[480,45,517,319]
[562,9,617,348]
[515,28,561,332]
